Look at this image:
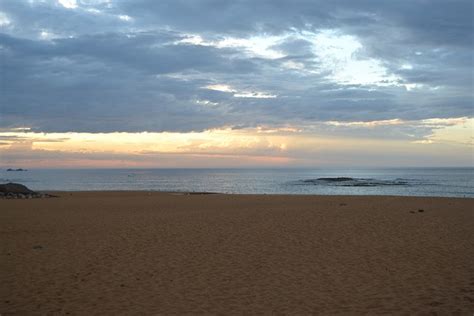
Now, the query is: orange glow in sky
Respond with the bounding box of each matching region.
[0,118,472,168]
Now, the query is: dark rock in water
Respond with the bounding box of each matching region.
[300,177,355,185]
[6,168,27,171]
[0,183,56,199]
[316,177,354,182]
[299,177,410,187]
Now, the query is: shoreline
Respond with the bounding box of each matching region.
[2,192,473,314]
[9,189,474,199]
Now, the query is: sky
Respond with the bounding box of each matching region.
[0,0,473,168]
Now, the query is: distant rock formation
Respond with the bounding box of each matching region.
[6,168,28,172]
[0,183,55,199]
[316,177,354,182]
[298,177,409,187]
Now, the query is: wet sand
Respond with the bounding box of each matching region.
[1,192,473,314]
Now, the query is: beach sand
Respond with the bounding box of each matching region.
[1,192,473,314]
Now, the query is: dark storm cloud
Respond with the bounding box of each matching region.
[118,0,473,47]
[0,0,472,133]
[0,31,258,132]
[0,0,129,38]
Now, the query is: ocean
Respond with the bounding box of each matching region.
[1,167,473,198]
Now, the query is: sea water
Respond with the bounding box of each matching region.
[0,168,472,198]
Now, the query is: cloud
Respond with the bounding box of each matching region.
[203,84,277,99]
[57,0,77,9]
[0,0,472,148]
[326,119,404,128]
[1,121,472,168]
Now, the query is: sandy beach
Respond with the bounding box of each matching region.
[1,192,473,314]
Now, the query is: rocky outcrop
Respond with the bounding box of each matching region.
[0,183,55,199]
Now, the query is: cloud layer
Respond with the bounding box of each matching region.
[1,0,472,134]
[1,118,473,168]
[0,0,472,167]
